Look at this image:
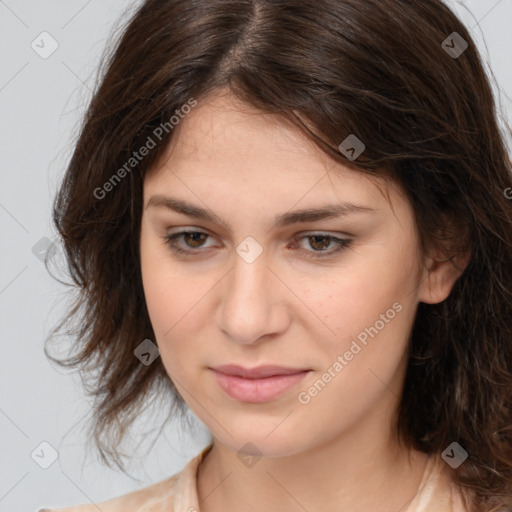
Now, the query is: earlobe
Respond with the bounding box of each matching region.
[418,251,470,304]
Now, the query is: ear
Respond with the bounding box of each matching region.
[418,247,470,304]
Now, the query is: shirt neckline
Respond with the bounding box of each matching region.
[176,446,454,512]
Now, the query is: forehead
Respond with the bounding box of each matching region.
[144,91,402,216]
[157,91,333,171]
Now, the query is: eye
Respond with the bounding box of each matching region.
[164,230,214,254]
[290,233,352,259]
[163,230,352,259]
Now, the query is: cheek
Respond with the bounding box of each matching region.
[299,238,421,389]
[140,232,169,331]
[140,232,217,377]
[294,275,417,434]
[141,272,198,382]
[308,255,418,341]
[140,230,187,365]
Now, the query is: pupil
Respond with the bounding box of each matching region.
[310,236,329,250]
[186,233,205,247]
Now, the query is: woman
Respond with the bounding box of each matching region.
[41,0,512,510]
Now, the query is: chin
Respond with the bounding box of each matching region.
[212,427,314,460]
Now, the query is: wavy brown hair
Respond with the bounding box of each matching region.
[46,0,512,509]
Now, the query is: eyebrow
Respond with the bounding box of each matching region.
[146,195,377,230]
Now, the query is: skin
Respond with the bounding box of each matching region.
[139,88,465,512]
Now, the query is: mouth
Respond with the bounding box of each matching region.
[210,365,311,403]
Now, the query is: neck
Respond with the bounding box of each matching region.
[197,421,429,512]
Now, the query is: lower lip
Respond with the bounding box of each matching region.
[212,370,310,403]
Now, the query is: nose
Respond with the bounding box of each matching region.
[216,249,290,345]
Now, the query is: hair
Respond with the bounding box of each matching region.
[46,0,512,509]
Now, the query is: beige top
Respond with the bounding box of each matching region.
[39,444,468,512]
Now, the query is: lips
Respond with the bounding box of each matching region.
[212,364,310,379]
[210,364,311,403]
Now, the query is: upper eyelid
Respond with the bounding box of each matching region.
[164,230,353,261]
[166,230,352,251]
[166,228,352,240]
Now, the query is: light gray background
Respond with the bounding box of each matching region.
[1,1,511,510]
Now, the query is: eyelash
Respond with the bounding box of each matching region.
[163,230,352,259]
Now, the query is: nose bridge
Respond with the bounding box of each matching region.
[218,241,281,344]
[231,235,269,301]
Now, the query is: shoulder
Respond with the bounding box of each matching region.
[405,454,470,512]
[38,444,213,512]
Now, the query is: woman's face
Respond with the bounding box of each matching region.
[140,90,438,457]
